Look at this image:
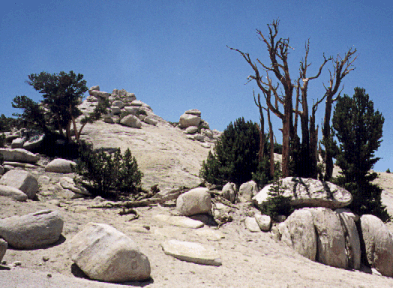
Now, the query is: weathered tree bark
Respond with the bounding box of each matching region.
[266,107,275,177]
[254,92,265,163]
[322,49,357,181]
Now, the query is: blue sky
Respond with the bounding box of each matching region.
[1,0,392,172]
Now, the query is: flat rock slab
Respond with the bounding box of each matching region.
[195,228,225,241]
[154,214,204,229]
[161,239,222,266]
[253,177,352,209]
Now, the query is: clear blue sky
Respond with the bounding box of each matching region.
[1,0,392,172]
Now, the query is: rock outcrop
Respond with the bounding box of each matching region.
[253,177,352,209]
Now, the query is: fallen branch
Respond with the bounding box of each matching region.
[88,185,199,209]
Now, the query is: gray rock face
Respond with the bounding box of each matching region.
[89,90,111,99]
[221,182,236,203]
[120,114,142,129]
[11,138,25,148]
[60,177,90,196]
[161,239,221,266]
[68,223,151,282]
[0,148,39,163]
[23,134,45,151]
[337,210,361,270]
[0,185,28,201]
[245,217,260,232]
[239,180,258,202]
[176,188,212,216]
[45,159,76,174]
[185,109,202,116]
[310,208,347,269]
[360,214,393,277]
[0,210,63,249]
[143,116,158,126]
[153,214,204,229]
[112,100,125,109]
[255,214,272,232]
[179,113,201,129]
[0,239,7,263]
[0,170,38,199]
[253,177,352,209]
[278,209,317,261]
[185,126,198,134]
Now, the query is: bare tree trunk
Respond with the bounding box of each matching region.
[267,107,275,177]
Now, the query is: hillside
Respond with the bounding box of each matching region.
[1,103,393,287]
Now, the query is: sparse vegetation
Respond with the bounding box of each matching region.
[74,143,143,199]
[259,180,293,220]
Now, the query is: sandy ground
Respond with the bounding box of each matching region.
[2,121,393,287]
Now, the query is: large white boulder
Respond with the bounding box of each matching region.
[176,187,212,216]
[120,114,142,129]
[161,239,221,266]
[0,170,38,199]
[253,177,352,209]
[179,113,201,129]
[45,158,76,174]
[310,208,348,269]
[360,214,393,277]
[278,209,317,261]
[0,210,63,249]
[0,148,39,163]
[68,223,151,282]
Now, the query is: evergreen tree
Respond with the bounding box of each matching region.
[333,87,390,222]
[200,117,270,187]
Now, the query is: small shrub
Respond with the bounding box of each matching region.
[136,110,147,117]
[386,168,391,174]
[74,143,143,199]
[259,180,293,221]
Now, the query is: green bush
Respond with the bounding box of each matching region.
[74,143,143,199]
[386,168,391,174]
[259,180,293,221]
[200,117,267,187]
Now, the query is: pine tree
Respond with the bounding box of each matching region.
[333,87,390,222]
[199,117,262,187]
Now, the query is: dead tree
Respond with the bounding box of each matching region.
[321,49,357,181]
[230,20,356,179]
[229,20,294,177]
